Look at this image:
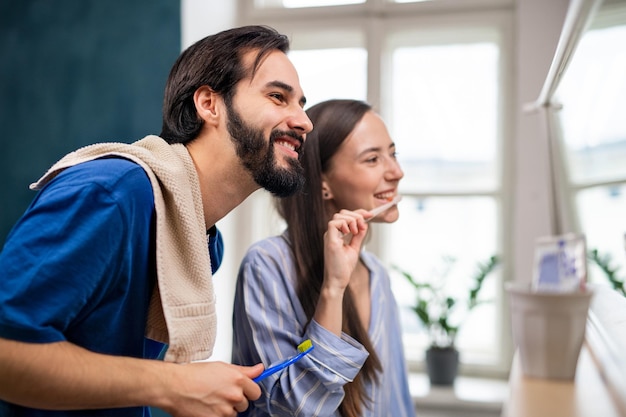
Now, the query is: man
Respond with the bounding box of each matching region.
[0,25,312,417]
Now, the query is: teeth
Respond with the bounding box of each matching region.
[375,192,393,200]
[277,140,295,151]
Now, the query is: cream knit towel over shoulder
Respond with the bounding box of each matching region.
[30,135,216,363]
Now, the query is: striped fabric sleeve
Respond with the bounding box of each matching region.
[232,237,369,417]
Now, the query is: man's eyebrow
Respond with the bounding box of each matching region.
[266,80,307,107]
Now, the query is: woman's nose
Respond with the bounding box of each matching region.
[387,159,404,181]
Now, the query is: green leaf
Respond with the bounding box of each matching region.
[414,305,430,326]
[588,249,626,297]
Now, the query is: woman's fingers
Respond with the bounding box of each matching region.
[328,209,368,238]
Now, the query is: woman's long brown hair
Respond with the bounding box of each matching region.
[275,99,382,417]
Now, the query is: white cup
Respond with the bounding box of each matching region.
[506,283,593,380]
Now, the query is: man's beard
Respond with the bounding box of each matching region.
[226,105,305,197]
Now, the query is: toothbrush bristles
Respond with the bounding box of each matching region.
[298,339,312,352]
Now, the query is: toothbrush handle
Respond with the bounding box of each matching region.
[253,347,313,383]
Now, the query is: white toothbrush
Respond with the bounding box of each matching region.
[342,195,403,243]
[365,195,402,222]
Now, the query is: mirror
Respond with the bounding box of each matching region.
[537,0,626,411]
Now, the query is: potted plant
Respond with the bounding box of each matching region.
[393,255,500,385]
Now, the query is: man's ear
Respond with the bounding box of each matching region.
[194,85,221,127]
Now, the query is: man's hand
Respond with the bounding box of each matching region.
[162,361,264,417]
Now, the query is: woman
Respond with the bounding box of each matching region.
[232,99,415,417]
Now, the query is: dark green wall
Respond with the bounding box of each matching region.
[0,0,181,244]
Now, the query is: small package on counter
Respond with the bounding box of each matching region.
[532,233,587,293]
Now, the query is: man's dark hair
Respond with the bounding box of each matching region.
[160,25,290,144]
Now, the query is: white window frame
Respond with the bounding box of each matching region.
[236,0,515,378]
[378,10,515,377]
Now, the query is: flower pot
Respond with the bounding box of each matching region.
[425,346,459,385]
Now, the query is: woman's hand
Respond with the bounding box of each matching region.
[323,210,370,290]
[314,209,370,335]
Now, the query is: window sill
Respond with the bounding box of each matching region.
[409,373,508,416]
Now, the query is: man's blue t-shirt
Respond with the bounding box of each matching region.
[0,157,222,416]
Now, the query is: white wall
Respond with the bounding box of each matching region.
[513,0,569,283]
[181,0,236,49]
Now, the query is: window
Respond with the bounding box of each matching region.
[382,23,507,368]
[238,0,513,375]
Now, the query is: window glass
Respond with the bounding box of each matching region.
[577,185,626,286]
[390,41,500,193]
[556,24,626,185]
[288,48,367,108]
[386,196,500,363]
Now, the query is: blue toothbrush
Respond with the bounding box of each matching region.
[254,340,314,382]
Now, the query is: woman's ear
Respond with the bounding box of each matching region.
[321,180,334,200]
[193,85,221,127]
